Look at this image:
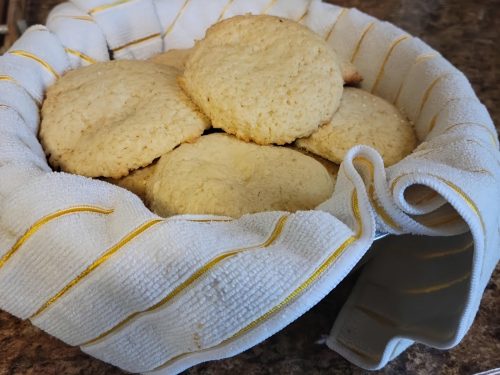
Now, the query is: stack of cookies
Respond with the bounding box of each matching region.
[39,15,417,218]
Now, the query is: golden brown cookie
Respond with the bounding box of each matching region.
[147,134,334,218]
[150,48,192,70]
[107,163,156,202]
[180,15,344,145]
[296,88,417,166]
[40,60,209,178]
[341,61,363,86]
[289,146,339,184]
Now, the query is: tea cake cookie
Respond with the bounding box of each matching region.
[180,15,344,145]
[310,154,339,183]
[107,163,156,202]
[40,60,209,178]
[147,133,334,218]
[290,146,339,184]
[341,61,363,86]
[296,88,417,166]
[150,48,192,70]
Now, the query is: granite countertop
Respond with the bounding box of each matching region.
[1,0,499,374]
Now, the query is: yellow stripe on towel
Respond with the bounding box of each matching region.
[393,53,437,105]
[81,214,289,347]
[70,15,95,22]
[0,206,114,271]
[353,157,401,231]
[390,173,484,234]
[351,22,375,63]
[151,188,363,372]
[163,0,191,38]
[0,75,15,83]
[371,35,410,93]
[443,122,499,147]
[432,176,483,229]
[403,272,471,294]
[325,7,347,42]
[112,33,161,53]
[153,232,358,372]
[65,48,97,64]
[30,219,163,319]
[417,241,473,260]
[88,0,132,15]
[261,0,278,15]
[416,74,451,120]
[9,50,60,79]
[217,0,235,22]
[50,15,95,22]
[296,5,309,23]
[0,75,41,105]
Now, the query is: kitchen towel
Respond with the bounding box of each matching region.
[0,0,499,373]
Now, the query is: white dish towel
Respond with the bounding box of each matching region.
[0,0,499,374]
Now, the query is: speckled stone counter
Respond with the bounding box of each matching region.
[1,1,499,374]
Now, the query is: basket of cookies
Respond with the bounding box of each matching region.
[0,1,499,374]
